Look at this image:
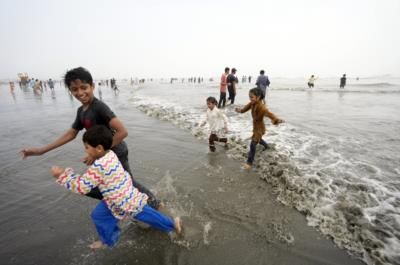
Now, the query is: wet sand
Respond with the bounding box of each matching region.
[0,86,364,265]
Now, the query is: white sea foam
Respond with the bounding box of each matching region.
[127,82,400,265]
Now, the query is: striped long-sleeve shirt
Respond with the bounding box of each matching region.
[57,150,148,219]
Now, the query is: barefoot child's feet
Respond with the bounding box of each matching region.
[174,217,182,235]
[241,163,252,170]
[89,240,106,250]
[157,201,165,211]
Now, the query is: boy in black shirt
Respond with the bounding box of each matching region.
[227,68,237,104]
[21,67,161,209]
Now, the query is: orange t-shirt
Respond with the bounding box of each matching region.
[220,73,227,92]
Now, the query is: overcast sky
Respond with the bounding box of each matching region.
[0,0,399,79]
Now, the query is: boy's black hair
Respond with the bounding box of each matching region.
[260,70,265,75]
[231,68,237,73]
[249,87,263,98]
[82,125,113,150]
[64,67,93,88]
[224,67,230,72]
[206,96,218,105]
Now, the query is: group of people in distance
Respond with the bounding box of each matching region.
[200,67,284,170]
[307,74,347,89]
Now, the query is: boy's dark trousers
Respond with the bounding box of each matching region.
[85,152,161,209]
[209,133,227,152]
[218,92,226,108]
[228,87,235,104]
[246,139,268,165]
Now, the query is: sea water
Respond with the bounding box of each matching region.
[129,76,400,265]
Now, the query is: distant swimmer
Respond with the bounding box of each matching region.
[307,75,318,88]
[340,74,346,88]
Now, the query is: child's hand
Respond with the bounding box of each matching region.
[82,155,95,166]
[51,166,64,178]
[273,119,285,125]
[235,107,241,113]
[20,147,43,159]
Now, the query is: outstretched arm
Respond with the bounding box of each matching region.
[264,106,284,125]
[51,165,102,195]
[20,128,78,159]
[235,102,252,114]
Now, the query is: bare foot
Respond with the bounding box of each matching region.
[88,240,105,250]
[241,163,252,170]
[174,217,182,235]
[157,201,166,211]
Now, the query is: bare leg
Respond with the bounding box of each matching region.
[174,217,182,235]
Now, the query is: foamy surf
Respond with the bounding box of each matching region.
[128,87,400,265]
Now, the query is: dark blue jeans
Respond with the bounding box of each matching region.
[247,139,268,165]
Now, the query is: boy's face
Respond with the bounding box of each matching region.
[84,142,104,159]
[249,93,259,104]
[69,79,94,105]
[207,101,215,110]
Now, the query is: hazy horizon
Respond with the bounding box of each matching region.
[1,0,399,79]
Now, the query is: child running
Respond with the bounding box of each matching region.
[20,67,162,209]
[51,125,182,249]
[235,88,284,169]
[199,97,229,152]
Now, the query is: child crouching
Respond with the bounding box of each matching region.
[51,125,181,249]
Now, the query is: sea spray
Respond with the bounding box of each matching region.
[130,94,400,265]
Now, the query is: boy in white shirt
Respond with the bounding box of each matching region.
[199,97,229,152]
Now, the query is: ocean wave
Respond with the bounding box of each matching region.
[270,87,400,93]
[129,93,400,265]
[352,82,396,87]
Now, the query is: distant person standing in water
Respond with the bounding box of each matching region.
[255,70,270,102]
[9,81,15,91]
[307,75,317,88]
[97,82,103,100]
[340,74,346,88]
[227,68,237,104]
[218,67,229,108]
[48,79,55,90]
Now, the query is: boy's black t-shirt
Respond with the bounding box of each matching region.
[72,97,128,157]
[227,74,236,90]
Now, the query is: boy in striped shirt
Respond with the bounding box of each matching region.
[51,125,182,249]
